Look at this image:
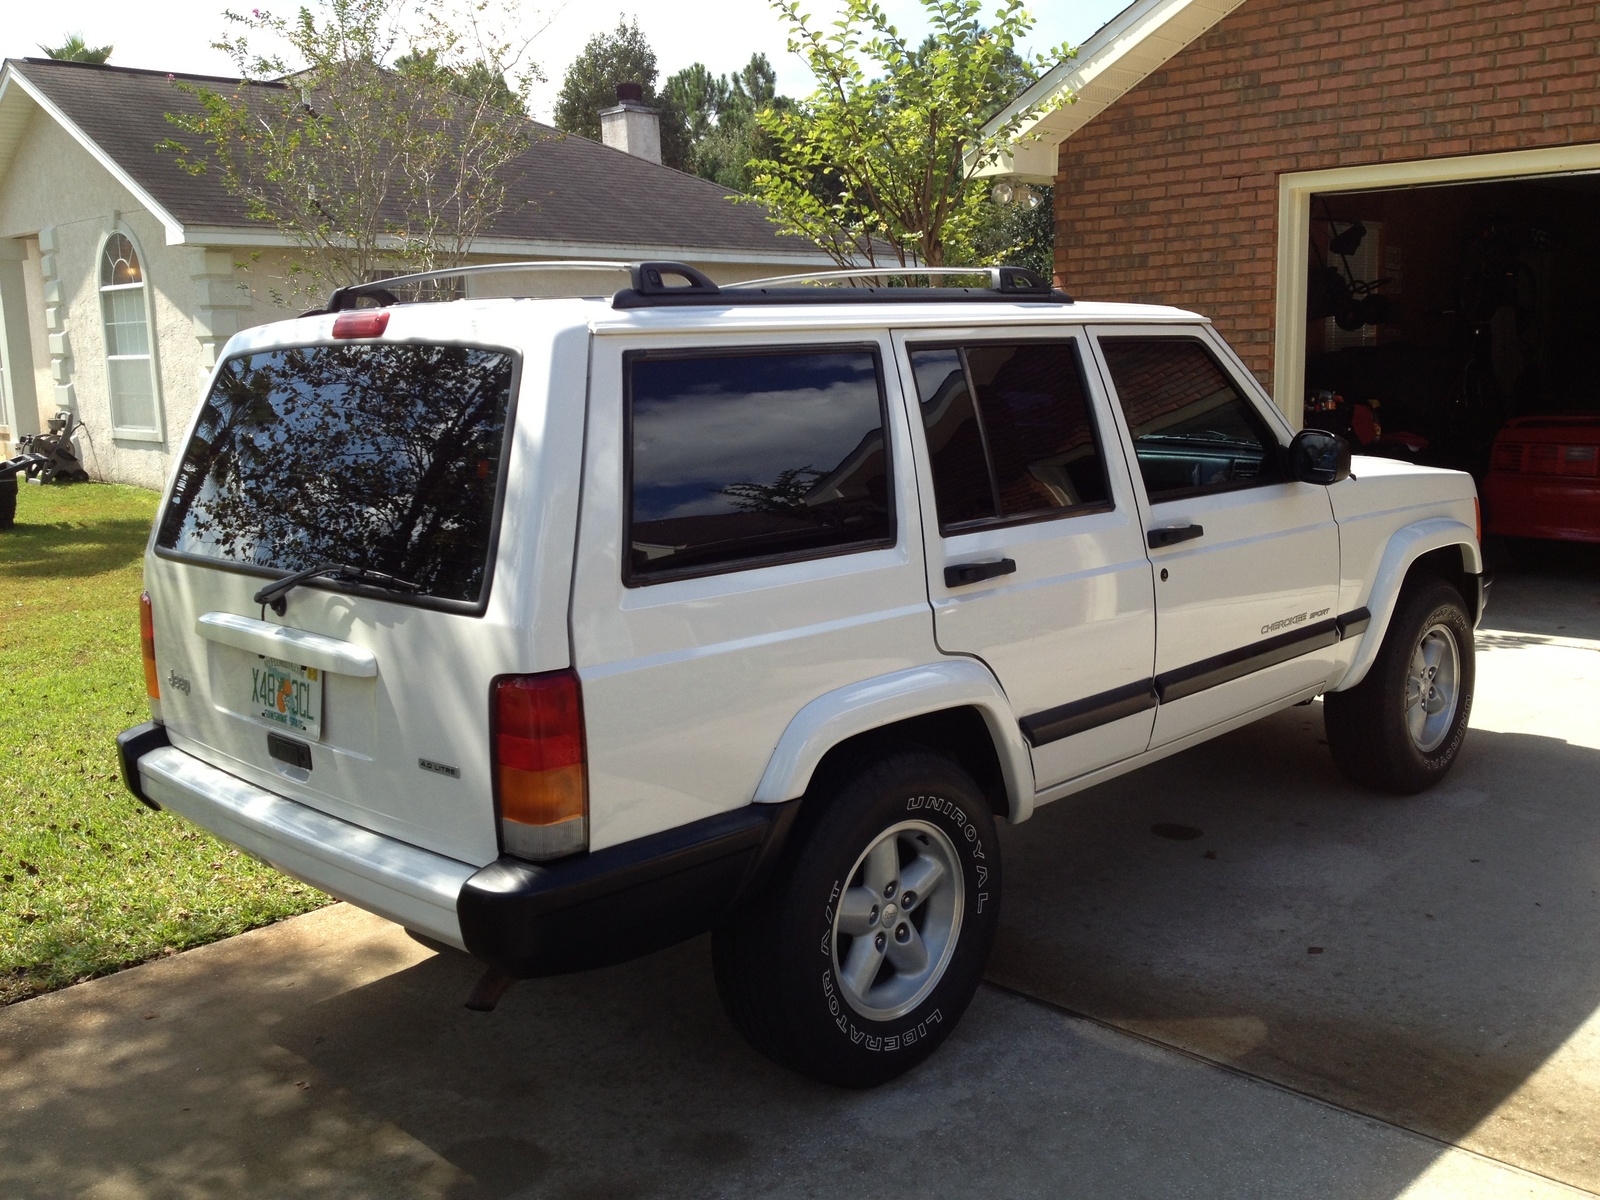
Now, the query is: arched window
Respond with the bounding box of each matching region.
[100,231,162,437]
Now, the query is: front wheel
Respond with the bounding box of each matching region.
[1324,579,1475,793]
[713,750,1000,1087]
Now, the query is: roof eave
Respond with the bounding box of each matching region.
[975,0,1250,182]
[180,224,837,265]
[0,60,189,244]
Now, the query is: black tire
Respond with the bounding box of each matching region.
[1324,579,1475,794]
[713,750,1000,1088]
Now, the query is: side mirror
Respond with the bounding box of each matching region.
[1289,428,1351,485]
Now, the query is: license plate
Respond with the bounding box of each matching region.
[249,657,323,741]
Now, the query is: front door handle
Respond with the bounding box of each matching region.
[944,558,1017,588]
[1147,524,1204,549]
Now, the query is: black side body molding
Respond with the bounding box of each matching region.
[1021,680,1159,747]
[458,801,800,978]
[1017,606,1381,745]
[1336,607,1371,638]
[1156,619,1341,703]
[116,721,171,811]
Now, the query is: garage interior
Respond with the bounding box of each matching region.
[1302,173,1600,476]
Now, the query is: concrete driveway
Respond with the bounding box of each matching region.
[2,555,1596,1199]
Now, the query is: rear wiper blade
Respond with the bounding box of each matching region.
[254,562,422,615]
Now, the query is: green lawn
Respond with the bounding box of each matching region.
[1,483,327,1005]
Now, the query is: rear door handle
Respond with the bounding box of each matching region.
[944,558,1017,588]
[1147,524,1204,549]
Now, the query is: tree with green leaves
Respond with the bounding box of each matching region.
[40,34,113,63]
[747,0,1069,270]
[393,48,527,117]
[665,53,790,192]
[553,19,689,170]
[662,63,727,145]
[161,0,539,305]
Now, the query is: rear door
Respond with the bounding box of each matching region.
[144,326,585,867]
[570,331,936,852]
[894,327,1157,790]
[1088,328,1342,748]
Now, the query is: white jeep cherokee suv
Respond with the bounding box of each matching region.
[117,263,1483,1087]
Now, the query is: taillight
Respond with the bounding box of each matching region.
[140,592,160,699]
[331,309,389,339]
[1490,442,1523,473]
[492,671,587,860]
[140,591,162,713]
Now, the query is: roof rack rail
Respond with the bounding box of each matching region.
[308,260,716,314]
[734,265,1052,292]
[612,263,1072,308]
[304,259,1071,315]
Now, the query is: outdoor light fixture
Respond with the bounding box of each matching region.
[991,181,1043,210]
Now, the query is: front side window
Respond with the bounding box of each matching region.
[156,343,516,607]
[908,340,1111,532]
[1098,337,1283,500]
[627,347,893,582]
[100,232,161,436]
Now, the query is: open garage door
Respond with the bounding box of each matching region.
[1298,172,1600,478]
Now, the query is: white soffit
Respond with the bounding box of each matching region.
[0,71,42,194]
[978,0,1250,183]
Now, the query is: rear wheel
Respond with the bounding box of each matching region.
[713,750,1000,1087]
[1324,579,1475,793]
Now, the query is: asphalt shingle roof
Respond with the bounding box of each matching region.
[10,57,806,256]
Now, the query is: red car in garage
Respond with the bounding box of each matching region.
[1484,416,1600,543]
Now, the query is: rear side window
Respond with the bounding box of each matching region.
[626,347,893,583]
[908,341,1111,532]
[156,343,515,606]
[1098,337,1284,500]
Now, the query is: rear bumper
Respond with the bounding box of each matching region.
[121,728,475,948]
[459,802,798,978]
[1483,476,1600,543]
[117,724,799,975]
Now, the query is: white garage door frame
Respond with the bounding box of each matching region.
[1272,143,1600,428]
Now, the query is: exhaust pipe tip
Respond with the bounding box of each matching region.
[464,967,517,1013]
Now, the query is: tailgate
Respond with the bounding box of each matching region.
[141,326,584,867]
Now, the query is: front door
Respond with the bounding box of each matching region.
[1089,329,1343,748]
[895,328,1157,791]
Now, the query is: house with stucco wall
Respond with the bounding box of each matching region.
[0,58,831,487]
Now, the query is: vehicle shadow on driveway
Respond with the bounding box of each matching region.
[1,716,1584,1199]
[266,929,1460,1200]
[988,702,1600,1192]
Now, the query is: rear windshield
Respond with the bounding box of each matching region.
[156,343,516,606]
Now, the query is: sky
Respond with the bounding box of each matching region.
[2,0,1130,123]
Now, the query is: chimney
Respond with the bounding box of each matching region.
[599,82,662,164]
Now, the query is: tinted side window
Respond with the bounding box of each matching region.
[908,348,995,527]
[908,341,1110,531]
[627,348,893,582]
[1099,338,1284,500]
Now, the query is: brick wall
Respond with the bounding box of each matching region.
[1055,0,1600,387]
